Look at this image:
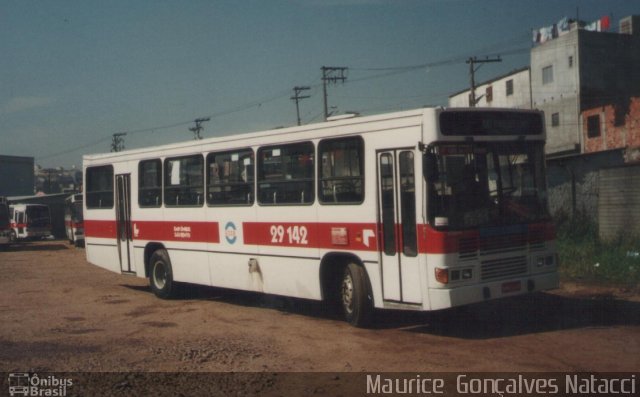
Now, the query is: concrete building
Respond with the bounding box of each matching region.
[0,155,34,196]
[531,15,640,155]
[449,67,531,109]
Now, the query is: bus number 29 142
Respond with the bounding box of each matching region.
[270,225,309,245]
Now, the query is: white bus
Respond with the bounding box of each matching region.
[83,107,558,327]
[9,203,52,241]
[0,197,10,248]
[65,193,85,246]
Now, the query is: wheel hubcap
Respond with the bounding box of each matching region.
[341,273,354,314]
[153,261,167,289]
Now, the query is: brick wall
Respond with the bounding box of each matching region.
[583,97,640,153]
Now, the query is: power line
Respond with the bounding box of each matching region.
[111,132,127,152]
[290,86,311,126]
[321,66,348,120]
[189,117,210,140]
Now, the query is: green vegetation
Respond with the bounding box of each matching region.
[555,213,640,285]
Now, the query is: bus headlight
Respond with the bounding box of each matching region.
[435,268,449,284]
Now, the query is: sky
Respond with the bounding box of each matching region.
[1,0,638,169]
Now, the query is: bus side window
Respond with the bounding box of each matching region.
[206,149,254,206]
[257,142,314,205]
[86,165,114,209]
[164,155,204,207]
[139,159,162,207]
[318,136,364,204]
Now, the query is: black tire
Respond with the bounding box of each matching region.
[149,249,180,299]
[341,263,374,327]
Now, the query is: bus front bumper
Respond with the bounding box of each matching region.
[427,271,559,311]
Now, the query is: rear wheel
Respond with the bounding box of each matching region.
[149,249,180,299]
[341,263,373,327]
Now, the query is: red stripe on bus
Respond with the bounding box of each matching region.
[132,221,220,243]
[85,220,220,243]
[85,218,554,254]
[85,220,117,239]
[242,222,379,251]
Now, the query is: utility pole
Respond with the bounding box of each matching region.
[189,117,210,140]
[111,132,126,152]
[466,56,502,107]
[321,66,348,120]
[290,86,311,126]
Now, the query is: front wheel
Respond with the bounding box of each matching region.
[149,249,180,299]
[341,263,373,327]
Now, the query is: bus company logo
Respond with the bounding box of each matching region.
[173,225,191,239]
[225,222,237,244]
[8,373,73,396]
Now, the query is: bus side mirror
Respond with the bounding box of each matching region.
[423,153,438,181]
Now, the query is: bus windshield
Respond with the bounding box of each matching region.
[425,141,549,230]
[26,206,50,227]
[0,204,9,227]
[72,201,84,222]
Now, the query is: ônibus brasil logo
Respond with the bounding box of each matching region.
[8,373,72,397]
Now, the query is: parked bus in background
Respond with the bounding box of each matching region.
[65,193,85,246]
[83,107,558,327]
[0,197,10,248]
[9,203,52,241]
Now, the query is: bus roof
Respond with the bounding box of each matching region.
[83,107,544,164]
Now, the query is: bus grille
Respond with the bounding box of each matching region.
[480,234,527,255]
[457,229,546,261]
[458,237,478,261]
[481,256,528,281]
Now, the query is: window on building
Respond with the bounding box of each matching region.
[485,86,493,103]
[506,79,514,96]
[86,165,114,209]
[542,65,554,84]
[139,159,162,207]
[568,56,574,68]
[551,113,560,127]
[258,142,314,205]
[318,137,364,204]
[207,149,254,206]
[587,115,601,138]
[164,155,204,206]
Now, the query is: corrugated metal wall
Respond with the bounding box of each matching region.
[598,165,640,240]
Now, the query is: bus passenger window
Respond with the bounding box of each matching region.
[257,142,314,205]
[86,165,114,209]
[139,159,162,207]
[318,137,364,204]
[164,155,204,207]
[207,149,254,206]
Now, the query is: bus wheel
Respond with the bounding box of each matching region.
[149,249,179,299]
[341,263,373,327]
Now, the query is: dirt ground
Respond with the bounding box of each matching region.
[1,240,639,395]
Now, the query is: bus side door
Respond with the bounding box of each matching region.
[377,150,422,304]
[115,174,135,274]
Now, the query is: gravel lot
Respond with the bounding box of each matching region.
[1,240,639,395]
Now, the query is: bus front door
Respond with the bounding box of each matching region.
[377,150,421,303]
[115,174,135,274]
